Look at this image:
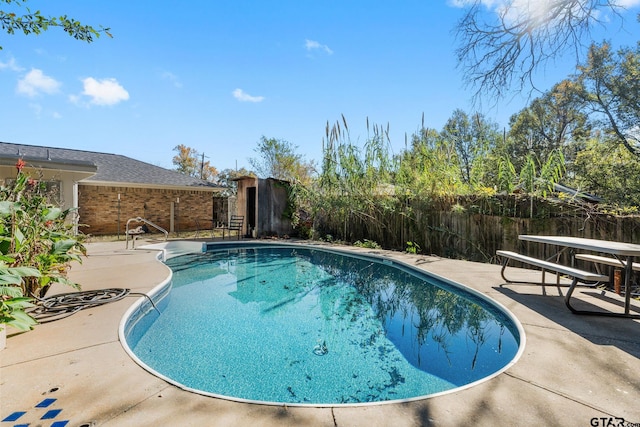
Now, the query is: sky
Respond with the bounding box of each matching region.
[1,1,639,174]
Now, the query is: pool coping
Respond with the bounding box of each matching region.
[2,238,639,426]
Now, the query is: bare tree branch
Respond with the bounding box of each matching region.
[455,0,624,102]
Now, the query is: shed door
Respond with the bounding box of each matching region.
[246,186,256,237]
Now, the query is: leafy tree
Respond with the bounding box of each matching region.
[172,145,218,182]
[573,137,640,207]
[172,145,198,175]
[199,162,219,182]
[507,80,590,169]
[455,0,629,99]
[216,167,254,197]
[573,42,640,158]
[249,136,315,185]
[440,109,499,185]
[0,0,110,50]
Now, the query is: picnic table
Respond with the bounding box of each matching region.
[517,235,640,318]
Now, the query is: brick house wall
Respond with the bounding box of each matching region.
[78,184,217,235]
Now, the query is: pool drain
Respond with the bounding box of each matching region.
[313,340,328,356]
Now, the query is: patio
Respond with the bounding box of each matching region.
[2,239,639,426]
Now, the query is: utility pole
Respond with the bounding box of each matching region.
[200,152,208,179]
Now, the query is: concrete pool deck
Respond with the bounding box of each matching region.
[2,239,639,426]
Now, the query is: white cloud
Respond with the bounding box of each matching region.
[232,88,264,103]
[305,39,333,55]
[501,0,553,24]
[16,69,61,97]
[448,0,550,16]
[0,57,23,72]
[447,0,619,28]
[614,0,640,6]
[80,77,129,106]
[447,0,500,8]
[449,0,640,16]
[161,71,183,88]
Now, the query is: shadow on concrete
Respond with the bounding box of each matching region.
[580,290,640,315]
[494,284,640,359]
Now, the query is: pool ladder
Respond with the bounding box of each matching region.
[126,217,168,249]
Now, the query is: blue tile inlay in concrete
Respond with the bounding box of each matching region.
[41,408,63,420]
[1,411,25,422]
[2,396,69,426]
[36,398,57,408]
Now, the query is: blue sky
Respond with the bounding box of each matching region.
[1,1,639,174]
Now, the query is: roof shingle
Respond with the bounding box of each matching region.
[0,142,219,189]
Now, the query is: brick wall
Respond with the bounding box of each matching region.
[78,184,217,235]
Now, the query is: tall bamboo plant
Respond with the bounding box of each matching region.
[395,126,465,199]
[491,147,567,218]
[517,149,566,195]
[497,156,517,194]
[314,116,399,242]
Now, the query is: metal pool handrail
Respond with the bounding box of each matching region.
[126,217,168,249]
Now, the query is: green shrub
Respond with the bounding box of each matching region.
[1,160,86,331]
[354,239,381,249]
[405,241,421,254]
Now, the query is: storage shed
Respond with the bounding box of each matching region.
[234,176,294,238]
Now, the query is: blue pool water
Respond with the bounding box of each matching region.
[124,244,523,406]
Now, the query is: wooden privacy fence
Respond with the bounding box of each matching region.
[312,195,640,265]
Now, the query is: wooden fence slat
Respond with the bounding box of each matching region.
[313,195,640,264]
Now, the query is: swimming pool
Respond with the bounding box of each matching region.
[121,242,524,407]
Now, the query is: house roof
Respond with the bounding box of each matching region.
[554,183,603,203]
[0,142,220,189]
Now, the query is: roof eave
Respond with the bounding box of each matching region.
[0,155,98,174]
[79,180,224,192]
